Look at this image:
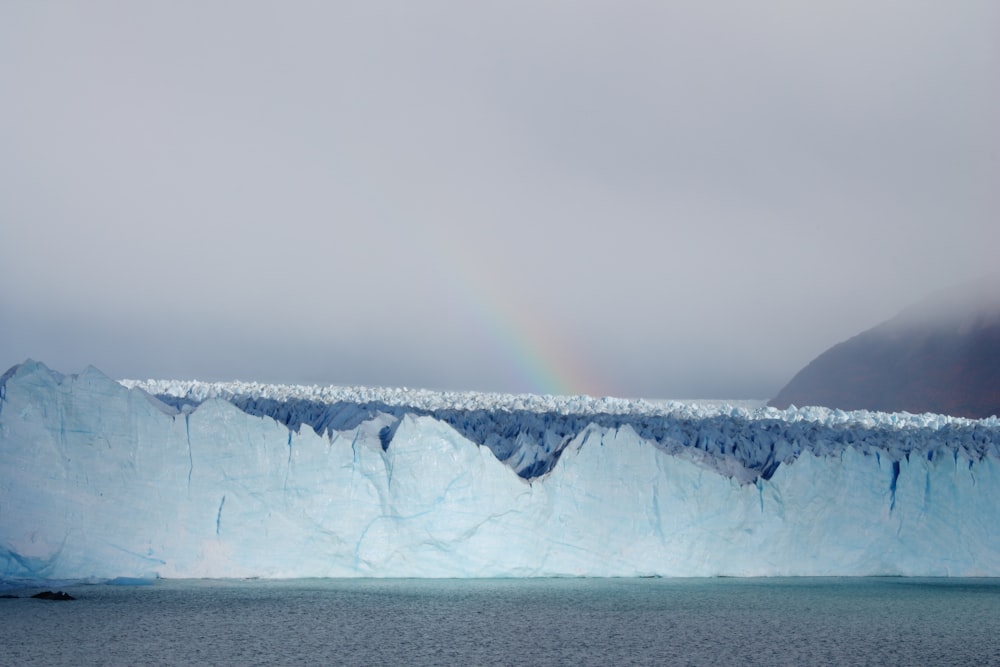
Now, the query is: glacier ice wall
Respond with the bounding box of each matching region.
[2,360,1000,580]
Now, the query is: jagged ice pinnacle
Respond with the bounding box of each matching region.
[2,360,999,580]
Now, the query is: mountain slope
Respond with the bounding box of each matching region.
[770,276,1000,418]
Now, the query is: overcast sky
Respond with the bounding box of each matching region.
[2,1,997,399]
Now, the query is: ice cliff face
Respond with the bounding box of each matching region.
[3,360,1000,580]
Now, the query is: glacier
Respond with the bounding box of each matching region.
[2,360,1000,581]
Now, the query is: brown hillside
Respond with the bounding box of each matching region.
[769,276,1000,418]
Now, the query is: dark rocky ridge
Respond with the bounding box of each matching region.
[30,591,75,601]
[770,276,1000,418]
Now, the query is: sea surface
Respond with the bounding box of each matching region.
[2,577,999,666]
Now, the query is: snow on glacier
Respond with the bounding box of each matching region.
[2,360,1000,581]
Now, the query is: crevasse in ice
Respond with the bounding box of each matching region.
[2,360,999,580]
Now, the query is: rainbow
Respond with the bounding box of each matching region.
[446,261,604,397]
[375,206,605,397]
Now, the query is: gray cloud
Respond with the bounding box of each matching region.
[2,1,998,398]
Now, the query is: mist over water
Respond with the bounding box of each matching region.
[2,3,998,399]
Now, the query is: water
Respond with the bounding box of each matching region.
[2,578,999,666]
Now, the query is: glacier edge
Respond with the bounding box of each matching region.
[2,361,1000,580]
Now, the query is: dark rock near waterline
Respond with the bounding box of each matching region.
[31,591,75,601]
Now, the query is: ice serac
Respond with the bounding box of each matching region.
[2,361,1000,580]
